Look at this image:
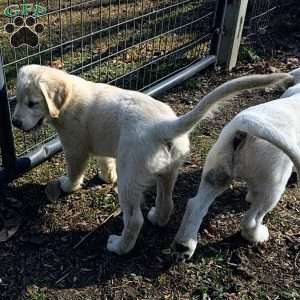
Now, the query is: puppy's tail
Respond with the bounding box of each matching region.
[233,116,300,176]
[159,73,294,140]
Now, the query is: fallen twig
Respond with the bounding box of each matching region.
[73,207,121,249]
[295,251,300,269]
[55,271,72,285]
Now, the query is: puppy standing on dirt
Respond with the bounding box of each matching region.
[12,65,292,255]
[173,68,300,261]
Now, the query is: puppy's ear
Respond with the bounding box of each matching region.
[39,77,72,119]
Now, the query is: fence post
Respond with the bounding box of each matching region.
[0,58,17,175]
[217,0,249,70]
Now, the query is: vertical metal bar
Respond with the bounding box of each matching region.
[122,0,129,88]
[135,0,145,90]
[151,1,159,83]
[210,0,226,56]
[155,2,172,81]
[142,1,153,87]
[105,0,112,83]
[169,1,180,58]
[186,1,197,61]
[0,59,16,173]
[98,0,103,82]
[80,0,84,75]
[70,0,74,72]
[116,0,121,55]
[89,2,93,74]
[128,1,134,89]
[59,0,64,65]
[47,0,53,64]
[172,1,185,72]
[128,0,136,89]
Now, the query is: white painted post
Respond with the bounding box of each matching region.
[217,0,249,70]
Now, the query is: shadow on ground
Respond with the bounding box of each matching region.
[0,167,252,299]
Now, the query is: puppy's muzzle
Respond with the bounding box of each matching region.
[12,118,23,130]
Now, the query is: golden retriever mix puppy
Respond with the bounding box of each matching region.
[12,65,292,255]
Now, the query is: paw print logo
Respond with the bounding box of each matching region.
[4,16,44,48]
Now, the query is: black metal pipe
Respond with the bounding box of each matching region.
[144,55,216,97]
[0,55,216,184]
[0,58,17,175]
[0,138,62,184]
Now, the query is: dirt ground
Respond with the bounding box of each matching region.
[1,5,300,300]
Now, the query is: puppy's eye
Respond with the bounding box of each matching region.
[28,101,38,108]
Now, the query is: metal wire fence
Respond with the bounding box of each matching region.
[244,0,279,40]
[0,0,217,180]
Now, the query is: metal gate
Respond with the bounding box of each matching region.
[0,0,219,183]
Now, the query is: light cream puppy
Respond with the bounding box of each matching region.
[12,65,292,255]
[173,67,300,261]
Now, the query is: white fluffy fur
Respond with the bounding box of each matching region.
[173,67,300,261]
[12,64,293,255]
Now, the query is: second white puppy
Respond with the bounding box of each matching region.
[173,68,300,261]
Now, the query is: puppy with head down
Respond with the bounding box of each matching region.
[173,67,300,261]
[12,65,293,255]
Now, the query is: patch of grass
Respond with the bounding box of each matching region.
[25,287,46,300]
[239,45,261,62]
[192,287,209,300]
[281,290,300,300]
[90,192,117,210]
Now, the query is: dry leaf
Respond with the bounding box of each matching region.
[45,180,62,201]
[0,213,22,242]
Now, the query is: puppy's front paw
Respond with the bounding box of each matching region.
[241,224,269,243]
[59,176,82,193]
[171,239,197,263]
[147,207,168,227]
[107,234,124,255]
[45,180,62,201]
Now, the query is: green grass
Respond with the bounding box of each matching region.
[25,287,47,300]
[239,45,261,63]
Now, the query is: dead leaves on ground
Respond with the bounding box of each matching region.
[0,197,22,242]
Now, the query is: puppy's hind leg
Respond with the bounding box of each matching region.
[106,154,146,255]
[107,181,144,255]
[172,168,231,261]
[147,165,180,227]
[97,157,117,184]
[241,186,285,243]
